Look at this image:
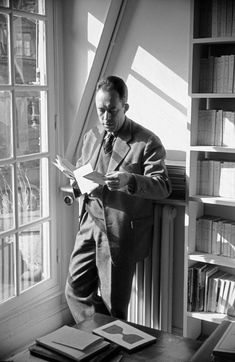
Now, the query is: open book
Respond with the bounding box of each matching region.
[53,155,107,194]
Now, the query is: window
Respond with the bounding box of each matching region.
[0,0,56,306]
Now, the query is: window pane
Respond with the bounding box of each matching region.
[0,164,14,232]
[15,91,48,156]
[17,158,49,226]
[13,16,46,85]
[0,91,12,159]
[0,235,15,303]
[0,13,10,84]
[0,0,9,7]
[19,221,49,292]
[12,0,45,15]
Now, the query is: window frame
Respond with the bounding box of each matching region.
[0,0,62,322]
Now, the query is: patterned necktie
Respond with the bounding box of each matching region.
[103,132,115,154]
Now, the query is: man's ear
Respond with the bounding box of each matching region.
[124,103,129,113]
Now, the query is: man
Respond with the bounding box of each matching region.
[65,75,171,323]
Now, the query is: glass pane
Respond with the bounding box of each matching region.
[0,13,10,84]
[0,164,14,232]
[19,221,49,292]
[17,158,49,226]
[12,0,45,15]
[0,0,9,7]
[0,234,15,303]
[0,91,12,159]
[15,91,48,156]
[13,16,46,85]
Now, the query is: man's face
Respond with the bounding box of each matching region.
[95,89,127,133]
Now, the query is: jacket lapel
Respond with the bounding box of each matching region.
[107,117,132,173]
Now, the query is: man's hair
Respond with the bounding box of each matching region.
[96,75,128,102]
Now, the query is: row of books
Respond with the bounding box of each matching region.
[188,262,235,314]
[166,163,186,200]
[199,55,235,93]
[199,0,235,38]
[197,160,235,198]
[197,109,235,147]
[196,215,235,257]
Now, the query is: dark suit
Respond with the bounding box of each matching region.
[65,117,171,322]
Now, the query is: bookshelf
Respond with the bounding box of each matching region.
[184,0,235,339]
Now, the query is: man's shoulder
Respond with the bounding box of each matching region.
[84,124,103,138]
[128,118,161,142]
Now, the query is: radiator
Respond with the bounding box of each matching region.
[128,204,177,333]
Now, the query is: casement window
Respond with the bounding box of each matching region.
[0,0,57,311]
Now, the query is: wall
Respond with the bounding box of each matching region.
[62,0,191,333]
[62,0,111,150]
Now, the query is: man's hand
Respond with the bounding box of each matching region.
[105,171,131,191]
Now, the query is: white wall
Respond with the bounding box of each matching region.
[62,0,111,150]
[88,0,191,162]
[62,0,191,333]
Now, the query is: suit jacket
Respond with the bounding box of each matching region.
[76,117,171,264]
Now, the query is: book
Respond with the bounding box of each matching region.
[29,343,74,362]
[214,109,223,146]
[193,262,208,311]
[204,265,219,311]
[216,273,231,314]
[197,110,216,145]
[53,155,107,194]
[213,322,235,359]
[35,325,110,361]
[222,111,235,147]
[208,270,227,313]
[30,342,121,362]
[93,319,156,351]
[188,266,196,312]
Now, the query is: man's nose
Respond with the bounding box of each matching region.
[104,110,111,120]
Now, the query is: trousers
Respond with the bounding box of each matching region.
[65,209,135,323]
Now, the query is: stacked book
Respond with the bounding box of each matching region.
[29,326,112,361]
[197,160,235,198]
[166,162,186,200]
[28,320,157,361]
[199,55,235,93]
[197,109,235,147]
[196,215,235,257]
[187,262,235,314]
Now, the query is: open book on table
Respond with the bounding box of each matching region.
[53,155,107,194]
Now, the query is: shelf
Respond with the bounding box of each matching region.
[193,37,235,44]
[190,146,235,153]
[189,195,235,206]
[187,311,230,324]
[185,0,235,339]
[190,93,235,98]
[188,252,235,268]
